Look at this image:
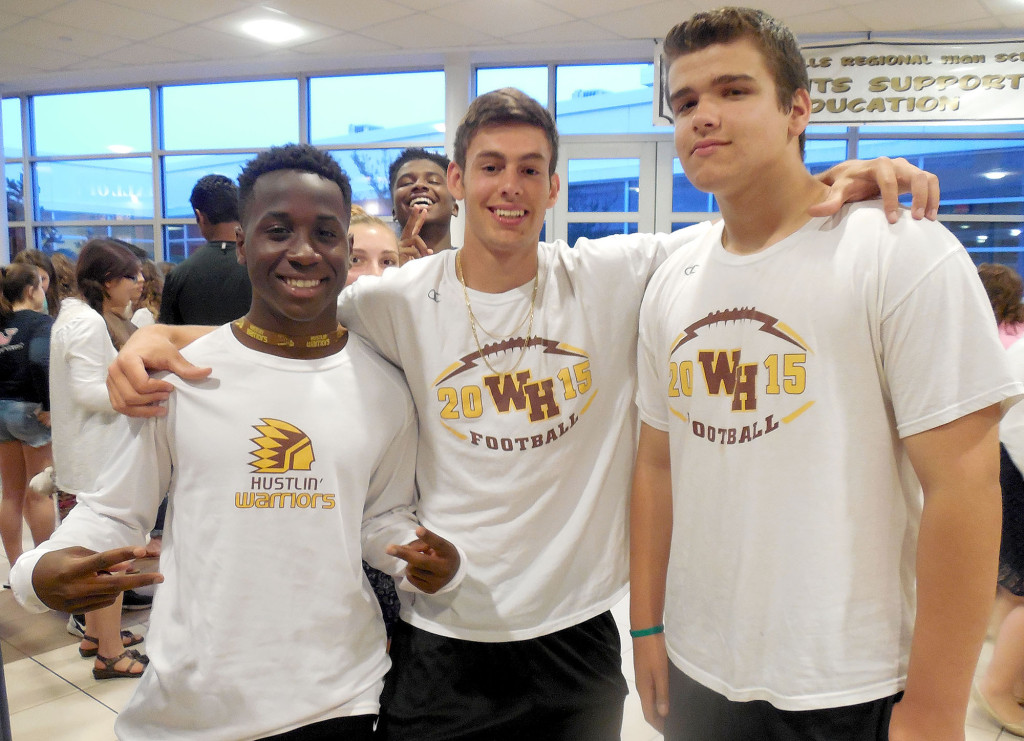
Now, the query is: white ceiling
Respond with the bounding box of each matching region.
[0,0,1023,93]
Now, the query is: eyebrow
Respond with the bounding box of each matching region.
[669,73,757,104]
[475,150,547,163]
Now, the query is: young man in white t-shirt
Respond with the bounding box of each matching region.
[630,8,1022,740]
[11,144,461,741]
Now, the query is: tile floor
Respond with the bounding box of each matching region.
[0,529,1015,740]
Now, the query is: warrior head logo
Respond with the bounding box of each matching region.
[248,419,315,473]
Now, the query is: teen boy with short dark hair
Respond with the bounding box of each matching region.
[12,144,461,741]
[630,8,1021,740]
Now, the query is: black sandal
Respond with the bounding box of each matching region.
[79,630,144,658]
[93,650,147,680]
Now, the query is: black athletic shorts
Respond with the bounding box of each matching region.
[257,714,375,740]
[665,663,902,741]
[377,611,629,741]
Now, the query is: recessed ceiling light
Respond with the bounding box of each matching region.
[241,18,305,44]
[1011,229,1022,237]
[983,170,1011,180]
[977,234,989,243]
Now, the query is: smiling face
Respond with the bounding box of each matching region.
[448,123,559,258]
[238,169,350,336]
[668,37,808,201]
[346,222,400,286]
[391,159,458,229]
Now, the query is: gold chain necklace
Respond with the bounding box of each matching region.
[455,251,539,376]
[233,317,347,350]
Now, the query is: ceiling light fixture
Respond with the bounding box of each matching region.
[241,18,305,44]
[983,170,1011,180]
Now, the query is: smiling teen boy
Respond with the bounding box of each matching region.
[11,144,461,741]
[389,148,460,263]
[630,8,1023,741]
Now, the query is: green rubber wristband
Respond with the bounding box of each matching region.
[629,624,665,639]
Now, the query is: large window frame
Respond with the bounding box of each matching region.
[3,58,1023,269]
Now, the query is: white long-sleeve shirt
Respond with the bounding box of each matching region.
[14,325,440,740]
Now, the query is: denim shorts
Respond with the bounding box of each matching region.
[0,399,51,447]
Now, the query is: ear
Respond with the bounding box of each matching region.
[545,172,560,210]
[451,201,459,217]
[194,209,207,228]
[788,88,812,139]
[448,161,465,201]
[235,224,246,265]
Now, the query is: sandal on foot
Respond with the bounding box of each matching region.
[93,650,147,680]
[79,630,144,658]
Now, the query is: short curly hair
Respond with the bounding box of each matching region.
[189,174,240,225]
[388,148,451,191]
[237,144,352,224]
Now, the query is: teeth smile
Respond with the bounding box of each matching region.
[410,197,434,207]
[282,277,321,288]
[494,209,525,218]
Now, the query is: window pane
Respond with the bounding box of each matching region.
[162,81,298,150]
[477,67,547,105]
[33,89,151,156]
[670,158,717,213]
[3,98,21,158]
[34,159,153,220]
[6,162,23,221]
[329,147,445,216]
[8,227,26,256]
[955,221,1024,273]
[859,124,1024,135]
[857,139,1024,214]
[310,72,444,146]
[164,223,205,263]
[568,158,639,213]
[568,221,638,244]
[163,154,252,218]
[36,224,154,259]
[805,139,847,175]
[556,64,659,135]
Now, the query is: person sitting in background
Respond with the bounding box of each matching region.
[0,264,54,567]
[388,148,459,263]
[979,263,1024,348]
[347,206,400,287]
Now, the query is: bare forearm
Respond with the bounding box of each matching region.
[902,478,1000,725]
[630,425,674,630]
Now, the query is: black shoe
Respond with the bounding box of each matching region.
[121,589,153,611]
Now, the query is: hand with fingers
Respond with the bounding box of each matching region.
[386,526,460,593]
[106,325,213,418]
[633,631,670,733]
[398,208,431,265]
[810,156,940,224]
[32,545,164,613]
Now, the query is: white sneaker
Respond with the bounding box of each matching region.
[66,613,85,638]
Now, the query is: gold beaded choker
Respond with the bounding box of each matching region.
[455,251,539,376]
[233,317,347,349]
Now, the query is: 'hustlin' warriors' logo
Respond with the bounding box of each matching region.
[248,419,315,473]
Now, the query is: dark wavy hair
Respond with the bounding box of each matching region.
[0,263,41,320]
[388,148,451,191]
[454,88,559,176]
[13,249,59,317]
[663,7,809,157]
[979,263,1024,324]
[190,174,240,224]
[238,144,352,224]
[75,239,142,314]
